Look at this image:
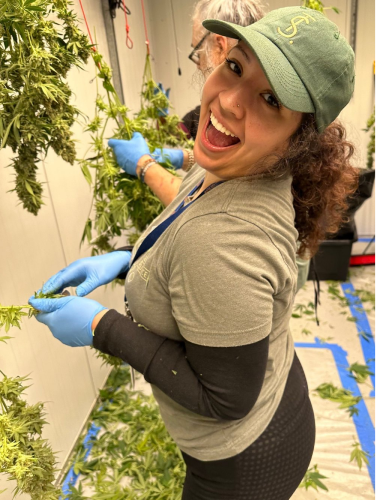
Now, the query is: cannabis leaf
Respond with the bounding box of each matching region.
[0,290,65,333]
[363,108,375,169]
[0,373,61,499]
[350,441,371,470]
[79,52,193,256]
[301,0,340,14]
[0,0,92,214]
[348,362,374,384]
[299,464,328,491]
[66,366,186,498]
[292,301,315,318]
[314,383,362,416]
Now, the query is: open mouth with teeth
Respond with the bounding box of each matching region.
[205,112,241,148]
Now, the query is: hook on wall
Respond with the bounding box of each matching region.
[108,0,131,19]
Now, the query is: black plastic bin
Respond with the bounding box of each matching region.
[307,169,374,282]
[308,239,354,281]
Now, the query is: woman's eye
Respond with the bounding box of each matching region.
[262,93,280,109]
[225,58,242,76]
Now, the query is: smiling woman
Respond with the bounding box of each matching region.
[30,6,358,500]
[194,42,304,183]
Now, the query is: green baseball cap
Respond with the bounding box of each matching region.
[203,6,355,131]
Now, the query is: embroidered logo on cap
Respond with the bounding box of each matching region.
[278,14,316,39]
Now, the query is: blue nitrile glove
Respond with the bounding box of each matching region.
[28,295,106,347]
[152,148,184,169]
[42,251,131,297]
[108,132,151,177]
[154,82,170,117]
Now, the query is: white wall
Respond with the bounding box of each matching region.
[110,0,202,119]
[345,0,375,237]
[145,0,204,118]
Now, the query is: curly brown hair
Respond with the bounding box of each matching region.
[262,115,359,258]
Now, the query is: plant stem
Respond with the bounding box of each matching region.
[0,304,33,310]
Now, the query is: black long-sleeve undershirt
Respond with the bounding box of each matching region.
[93,309,269,421]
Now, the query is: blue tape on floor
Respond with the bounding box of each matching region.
[59,366,130,497]
[341,282,375,397]
[358,238,375,243]
[60,422,101,496]
[295,338,375,490]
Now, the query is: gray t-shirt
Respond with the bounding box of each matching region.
[125,164,298,461]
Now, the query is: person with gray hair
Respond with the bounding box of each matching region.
[190,0,265,76]
[113,1,265,194]
[183,0,265,139]
[178,0,265,143]
[150,0,265,170]
[140,0,264,192]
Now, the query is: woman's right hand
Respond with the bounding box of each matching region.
[108,132,151,176]
[42,251,132,297]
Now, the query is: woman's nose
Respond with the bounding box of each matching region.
[219,89,245,118]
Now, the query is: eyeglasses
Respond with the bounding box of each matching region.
[188,32,210,64]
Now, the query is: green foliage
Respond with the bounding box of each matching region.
[292,301,315,318]
[302,0,340,14]
[301,328,312,335]
[317,336,333,343]
[0,0,92,215]
[0,288,68,498]
[0,305,29,334]
[64,365,186,499]
[348,362,374,384]
[314,382,362,416]
[0,372,61,499]
[356,287,375,309]
[363,109,375,169]
[299,464,328,491]
[350,441,371,470]
[80,53,193,255]
[0,289,65,335]
[327,281,351,307]
[92,351,124,369]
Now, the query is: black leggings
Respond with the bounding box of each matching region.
[181,353,315,500]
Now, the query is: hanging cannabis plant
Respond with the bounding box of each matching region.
[0,0,91,215]
[0,373,61,500]
[0,291,65,499]
[80,52,193,253]
[301,0,339,13]
[364,108,375,169]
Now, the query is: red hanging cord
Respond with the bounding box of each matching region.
[122,1,133,49]
[140,0,150,55]
[78,0,95,49]
[78,0,103,71]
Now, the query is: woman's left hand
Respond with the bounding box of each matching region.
[28,295,107,347]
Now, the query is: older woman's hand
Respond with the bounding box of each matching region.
[152,148,184,169]
[109,132,151,176]
[28,295,107,347]
[153,82,170,117]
